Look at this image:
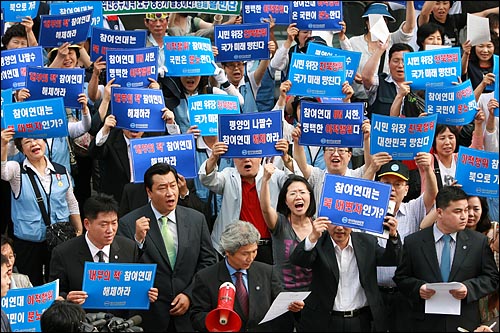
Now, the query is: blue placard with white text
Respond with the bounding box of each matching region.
[163,36,216,76]
[218,111,283,158]
[1,280,58,332]
[214,23,270,62]
[106,47,158,88]
[242,1,292,25]
[455,147,499,198]
[307,43,361,85]
[299,101,364,147]
[288,53,346,98]
[425,79,477,126]
[49,1,103,38]
[81,262,156,310]
[130,134,197,181]
[2,98,68,138]
[404,47,461,90]
[318,174,392,234]
[110,87,166,132]
[90,27,147,62]
[291,1,342,31]
[26,67,85,109]
[1,1,39,22]
[188,94,240,136]
[38,9,93,47]
[1,46,43,90]
[370,114,437,160]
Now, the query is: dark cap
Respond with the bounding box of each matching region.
[376,161,409,181]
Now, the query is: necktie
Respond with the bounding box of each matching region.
[234,271,249,317]
[440,234,451,282]
[160,216,176,266]
[97,250,105,263]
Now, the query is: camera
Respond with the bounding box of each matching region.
[79,313,143,332]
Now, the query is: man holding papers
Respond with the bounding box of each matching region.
[394,186,499,332]
[190,220,304,332]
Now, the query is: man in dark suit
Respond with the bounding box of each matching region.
[49,194,158,317]
[394,186,499,332]
[289,214,402,332]
[118,163,217,332]
[190,220,304,332]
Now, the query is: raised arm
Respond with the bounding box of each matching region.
[291,124,312,179]
[415,152,438,213]
[417,1,435,28]
[260,163,279,231]
[362,39,390,91]
[401,1,416,34]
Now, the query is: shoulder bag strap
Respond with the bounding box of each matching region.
[25,167,51,226]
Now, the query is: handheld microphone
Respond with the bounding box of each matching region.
[110,315,142,331]
[85,312,114,323]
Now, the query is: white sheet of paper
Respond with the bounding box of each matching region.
[424,282,462,315]
[369,14,390,43]
[425,44,452,50]
[259,291,310,324]
[467,14,491,46]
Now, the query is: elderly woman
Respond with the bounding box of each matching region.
[1,128,82,286]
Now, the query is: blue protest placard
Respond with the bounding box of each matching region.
[307,43,361,85]
[490,54,499,117]
[130,134,197,181]
[1,46,44,90]
[425,79,477,126]
[106,47,158,88]
[455,147,499,198]
[49,1,103,38]
[2,98,68,138]
[288,53,346,98]
[38,9,93,47]
[242,1,292,25]
[214,23,270,62]
[370,114,437,160]
[218,110,283,158]
[291,1,342,30]
[90,27,147,62]
[26,67,84,109]
[81,262,156,310]
[318,174,392,234]
[404,47,461,90]
[110,87,166,132]
[1,88,13,107]
[1,1,39,22]
[299,101,364,148]
[188,94,240,136]
[163,36,216,76]
[1,280,58,332]
[486,54,498,92]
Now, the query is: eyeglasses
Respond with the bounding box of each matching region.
[224,62,245,70]
[324,148,350,155]
[381,181,408,189]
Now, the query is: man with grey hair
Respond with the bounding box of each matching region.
[190,220,304,332]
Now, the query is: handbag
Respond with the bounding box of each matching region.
[25,167,76,251]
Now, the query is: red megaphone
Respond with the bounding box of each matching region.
[205,282,242,332]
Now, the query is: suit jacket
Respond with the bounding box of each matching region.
[289,231,402,332]
[88,128,131,203]
[190,260,286,332]
[118,203,217,332]
[393,227,499,332]
[48,234,140,317]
